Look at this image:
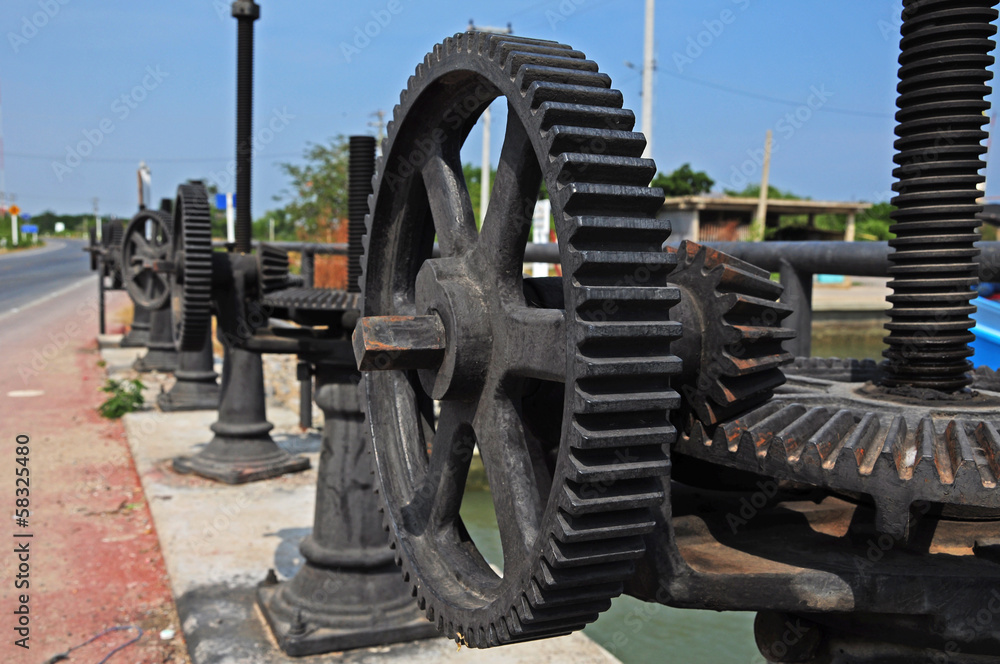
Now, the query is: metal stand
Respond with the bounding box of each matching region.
[257,362,437,656]
[158,325,220,411]
[121,303,152,347]
[133,307,178,372]
[173,345,308,483]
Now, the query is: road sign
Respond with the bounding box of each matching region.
[20,224,38,234]
[21,213,31,220]
[215,193,235,210]
[9,205,20,216]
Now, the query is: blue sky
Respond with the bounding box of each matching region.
[2,0,998,218]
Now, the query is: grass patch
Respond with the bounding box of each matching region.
[98,378,145,418]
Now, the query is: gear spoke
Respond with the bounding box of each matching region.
[474,381,545,572]
[476,107,542,281]
[406,400,477,535]
[421,142,479,258]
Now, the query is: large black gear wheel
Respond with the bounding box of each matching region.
[666,240,794,428]
[171,183,214,352]
[121,210,172,309]
[359,32,680,648]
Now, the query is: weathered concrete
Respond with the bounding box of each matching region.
[104,347,622,664]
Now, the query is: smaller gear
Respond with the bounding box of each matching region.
[257,243,291,294]
[121,210,172,309]
[666,240,795,428]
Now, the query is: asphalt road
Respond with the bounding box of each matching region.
[0,238,94,317]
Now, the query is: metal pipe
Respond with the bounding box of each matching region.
[704,241,1000,281]
[232,0,260,254]
[779,259,812,358]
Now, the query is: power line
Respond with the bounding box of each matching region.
[660,70,892,119]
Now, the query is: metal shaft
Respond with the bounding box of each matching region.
[233,1,260,254]
[347,135,375,293]
[882,0,999,392]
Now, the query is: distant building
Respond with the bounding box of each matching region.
[660,195,872,243]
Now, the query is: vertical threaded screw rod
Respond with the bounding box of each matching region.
[347,135,376,294]
[232,1,260,254]
[882,0,998,392]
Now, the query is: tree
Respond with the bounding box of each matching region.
[274,136,350,237]
[651,164,714,196]
[723,184,803,200]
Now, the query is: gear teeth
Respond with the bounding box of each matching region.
[257,244,290,294]
[549,127,647,158]
[544,535,647,570]
[667,241,794,430]
[360,31,678,648]
[173,183,214,352]
[679,401,1000,536]
[537,103,634,132]
[528,84,624,111]
[496,43,585,65]
[561,478,662,515]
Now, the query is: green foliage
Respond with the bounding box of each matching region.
[854,201,895,241]
[274,136,350,235]
[0,218,45,249]
[17,211,93,235]
[463,163,547,227]
[98,378,145,419]
[253,208,299,242]
[651,163,714,197]
[724,184,804,200]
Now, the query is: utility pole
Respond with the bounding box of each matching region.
[9,195,17,246]
[641,0,655,160]
[468,20,512,225]
[368,109,386,149]
[137,161,152,209]
[752,130,773,242]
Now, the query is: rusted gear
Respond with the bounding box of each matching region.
[358,32,678,647]
[171,183,214,352]
[666,240,794,428]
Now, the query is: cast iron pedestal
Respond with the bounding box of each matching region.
[257,362,437,655]
[121,303,152,347]
[133,307,178,372]
[158,325,220,411]
[173,345,308,483]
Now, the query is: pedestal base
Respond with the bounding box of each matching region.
[173,435,309,484]
[120,327,150,347]
[134,347,178,373]
[256,565,439,657]
[158,371,220,411]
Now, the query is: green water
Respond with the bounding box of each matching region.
[459,491,760,664]
[452,321,889,662]
[811,318,887,360]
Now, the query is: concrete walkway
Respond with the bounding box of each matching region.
[812,277,891,312]
[102,346,622,664]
